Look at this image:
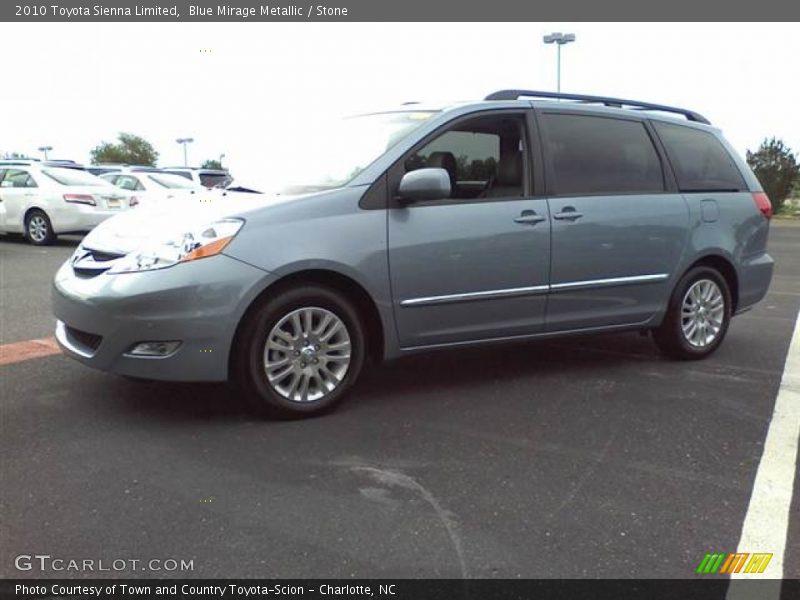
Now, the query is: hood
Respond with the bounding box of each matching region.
[81,191,295,255]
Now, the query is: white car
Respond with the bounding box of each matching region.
[159,167,232,189]
[0,163,137,245]
[101,171,204,207]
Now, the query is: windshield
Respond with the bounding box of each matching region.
[42,168,112,187]
[147,173,200,189]
[267,111,438,193]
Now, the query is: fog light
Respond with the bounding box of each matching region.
[127,341,181,357]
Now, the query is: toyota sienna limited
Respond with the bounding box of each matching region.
[53,90,774,417]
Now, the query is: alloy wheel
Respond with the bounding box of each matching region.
[28,215,48,243]
[263,307,351,403]
[680,279,725,348]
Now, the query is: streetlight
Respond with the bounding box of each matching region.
[219,153,226,168]
[176,137,194,166]
[543,32,576,93]
[38,145,53,160]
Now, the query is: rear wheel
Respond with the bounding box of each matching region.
[25,209,56,246]
[654,266,732,360]
[233,285,366,418]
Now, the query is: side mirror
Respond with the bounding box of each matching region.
[398,168,451,203]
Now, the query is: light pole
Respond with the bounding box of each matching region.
[38,145,53,160]
[176,137,194,166]
[543,32,576,93]
[219,153,225,168]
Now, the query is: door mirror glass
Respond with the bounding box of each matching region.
[398,168,451,202]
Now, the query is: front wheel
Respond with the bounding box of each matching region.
[232,285,366,418]
[25,209,56,246]
[654,266,732,360]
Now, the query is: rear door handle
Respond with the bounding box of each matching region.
[514,210,546,225]
[553,206,583,221]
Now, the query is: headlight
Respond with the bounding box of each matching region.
[107,219,244,274]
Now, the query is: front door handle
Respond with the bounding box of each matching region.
[553,206,583,221]
[514,210,546,225]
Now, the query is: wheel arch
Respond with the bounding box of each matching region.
[683,253,739,313]
[228,268,386,375]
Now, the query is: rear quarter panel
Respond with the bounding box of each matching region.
[677,191,772,312]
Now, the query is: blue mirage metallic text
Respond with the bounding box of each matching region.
[191,5,349,17]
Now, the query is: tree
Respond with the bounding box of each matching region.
[90,133,158,166]
[746,138,799,214]
[201,159,223,170]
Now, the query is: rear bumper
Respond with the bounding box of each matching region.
[736,252,774,314]
[52,254,275,381]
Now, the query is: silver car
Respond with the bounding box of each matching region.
[53,90,774,417]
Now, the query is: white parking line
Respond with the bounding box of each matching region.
[727,307,800,598]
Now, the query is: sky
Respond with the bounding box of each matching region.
[1,22,798,184]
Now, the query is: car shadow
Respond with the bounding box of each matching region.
[0,233,83,247]
[103,331,663,423]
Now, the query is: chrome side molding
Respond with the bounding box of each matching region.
[401,274,669,307]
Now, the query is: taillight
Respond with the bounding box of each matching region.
[753,192,772,219]
[129,196,139,208]
[63,194,96,206]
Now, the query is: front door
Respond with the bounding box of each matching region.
[388,111,551,348]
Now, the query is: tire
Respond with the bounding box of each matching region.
[654,266,732,360]
[232,285,366,418]
[24,209,56,246]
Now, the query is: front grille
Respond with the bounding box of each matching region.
[86,249,122,262]
[72,247,125,277]
[65,325,103,352]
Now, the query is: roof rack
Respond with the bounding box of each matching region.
[484,89,710,124]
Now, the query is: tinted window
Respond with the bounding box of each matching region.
[653,122,746,192]
[199,172,232,188]
[543,114,664,195]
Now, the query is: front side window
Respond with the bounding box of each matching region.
[403,114,527,201]
[653,122,746,192]
[542,113,665,196]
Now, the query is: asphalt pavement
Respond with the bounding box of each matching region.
[1,224,798,580]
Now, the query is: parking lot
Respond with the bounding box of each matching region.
[1,223,798,579]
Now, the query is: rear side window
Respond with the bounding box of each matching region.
[1,169,37,188]
[653,122,746,192]
[542,114,665,195]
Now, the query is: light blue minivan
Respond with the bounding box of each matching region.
[53,90,774,417]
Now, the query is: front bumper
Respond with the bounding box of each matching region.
[52,254,275,381]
